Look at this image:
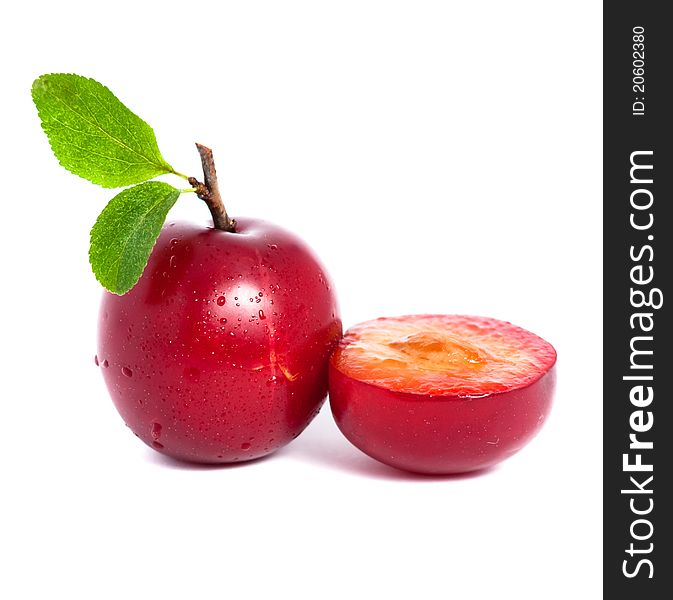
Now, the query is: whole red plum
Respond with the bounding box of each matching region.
[97,218,341,463]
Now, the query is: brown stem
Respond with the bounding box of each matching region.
[189,143,236,232]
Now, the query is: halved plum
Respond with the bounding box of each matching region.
[328,315,557,474]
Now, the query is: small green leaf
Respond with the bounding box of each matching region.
[90,182,180,294]
[32,73,175,188]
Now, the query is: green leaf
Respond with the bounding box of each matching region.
[89,182,181,294]
[32,73,175,188]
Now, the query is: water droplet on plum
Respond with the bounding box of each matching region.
[184,366,200,381]
[217,296,226,306]
[122,366,133,377]
[94,355,99,366]
[151,422,162,439]
[241,442,251,450]
[259,310,266,320]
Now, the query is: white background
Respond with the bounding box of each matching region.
[1,2,602,598]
